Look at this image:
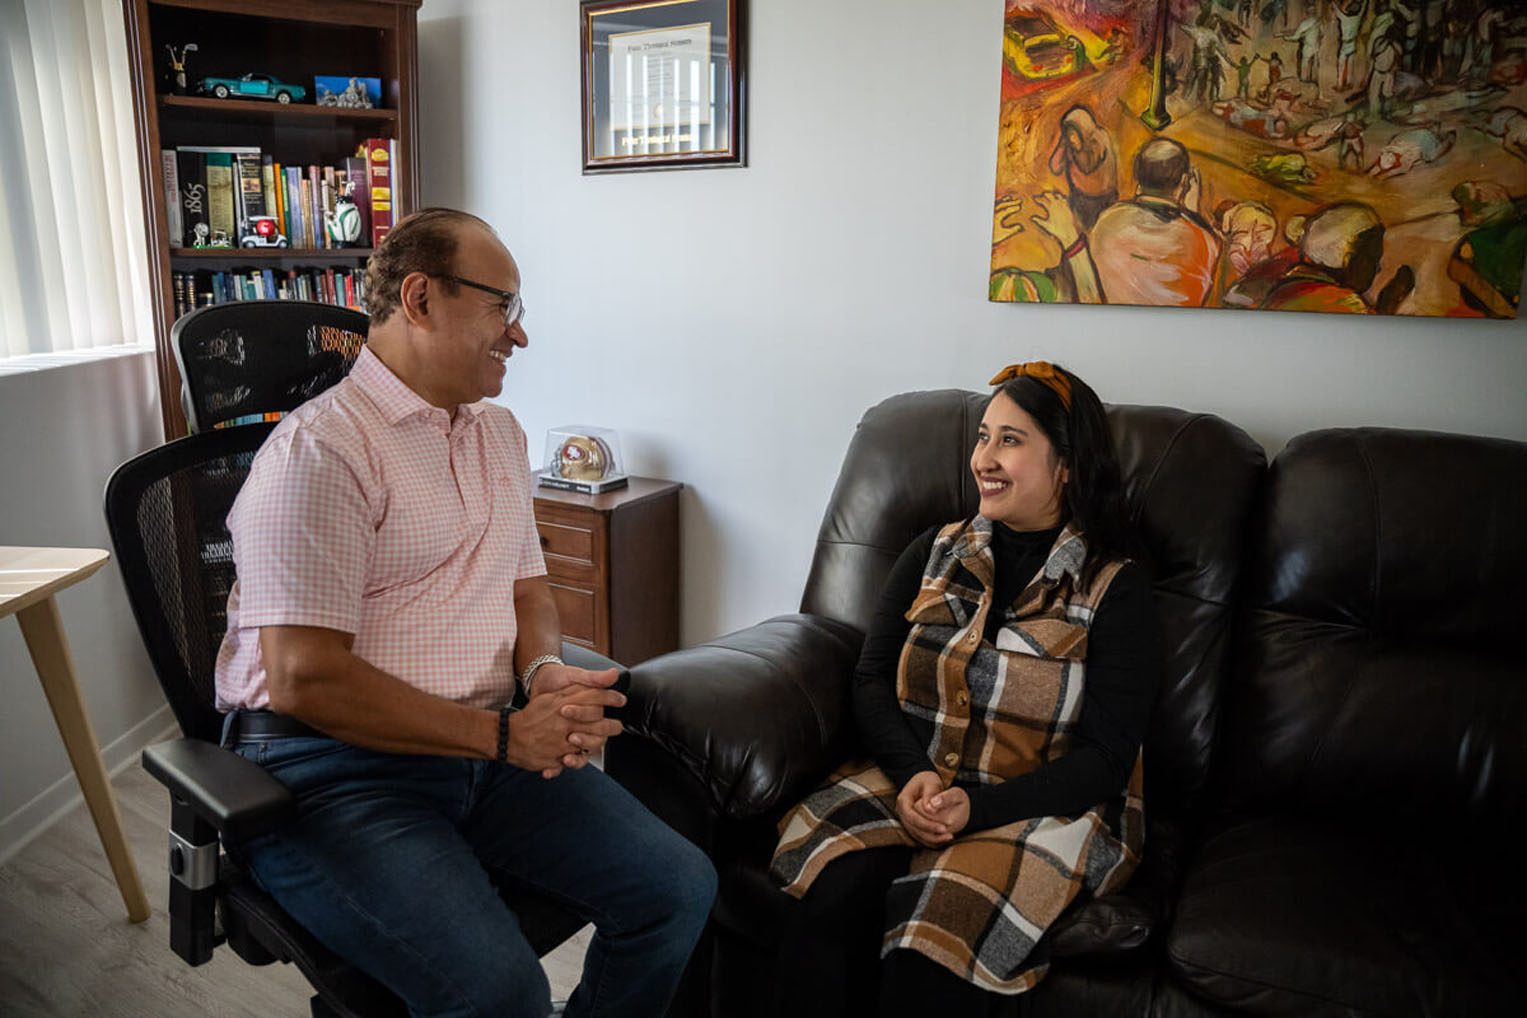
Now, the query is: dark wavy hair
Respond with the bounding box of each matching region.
[991,364,1135,588]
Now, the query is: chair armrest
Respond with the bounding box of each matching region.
[621,614,863,820]
[142,738,295,844]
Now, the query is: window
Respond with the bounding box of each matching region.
[0,0,153,361]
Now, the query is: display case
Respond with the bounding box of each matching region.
[538,425,630,494]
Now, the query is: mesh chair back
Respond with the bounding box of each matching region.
[105,423,277,742]
[172,300,367,433]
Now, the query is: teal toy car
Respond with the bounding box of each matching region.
[197,73,306,103]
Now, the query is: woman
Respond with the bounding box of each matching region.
[1047,106,1118,232]
[770,362,1158,1017]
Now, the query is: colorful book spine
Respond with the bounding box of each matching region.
[310,177,322,249]
[299,178,316,249]
[272,162,287,238]
[284,167,304,248]
[364,138,393,247]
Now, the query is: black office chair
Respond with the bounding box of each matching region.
[106,301,601,1017]
[171,300,368,433]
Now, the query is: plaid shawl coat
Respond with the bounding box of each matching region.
[771,517,1145,994]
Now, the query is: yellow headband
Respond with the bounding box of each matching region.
[988,361,1073,410]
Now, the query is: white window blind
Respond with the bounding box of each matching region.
[0,0,153,360]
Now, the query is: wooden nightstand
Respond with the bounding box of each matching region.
[533,477,682,665]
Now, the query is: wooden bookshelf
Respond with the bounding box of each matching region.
[169,247,378,260]
[159,95,401,122]
[123,0,421,439]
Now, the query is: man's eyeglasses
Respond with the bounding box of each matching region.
[440,274,526,329]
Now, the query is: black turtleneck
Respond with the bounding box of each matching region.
[850,521,1158,834]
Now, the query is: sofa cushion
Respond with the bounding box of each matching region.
[1220,428,1527,825]
[716,853,1156,961]
[1167,816,1522,1016]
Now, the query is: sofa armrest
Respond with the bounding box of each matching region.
[142,738,295,843]
[561,641,621,673]
[1047,814,1186,957]
[1048,892,1154,957]
[621,613,863,820]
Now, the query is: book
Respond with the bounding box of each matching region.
[344,154,371,238]
[178,146,258,244]
[261,156,279,234]
[284,167,304,248]
[234,152,266,238]
[364,138,393,246]
[204,153,236,244]
[161,150,183,247]
[299,178,316,249]
[320,172,334,249]
[177,150,207,247]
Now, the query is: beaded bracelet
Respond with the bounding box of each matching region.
[496,705,512,763]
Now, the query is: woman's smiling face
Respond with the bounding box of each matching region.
[970,391,1068,531]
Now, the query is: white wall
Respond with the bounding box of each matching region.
[422,0,1527,646]
[0,351,168,861]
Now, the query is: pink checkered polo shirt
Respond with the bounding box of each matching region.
[215,346,547,711]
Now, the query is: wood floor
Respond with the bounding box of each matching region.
[0,757,591,1016]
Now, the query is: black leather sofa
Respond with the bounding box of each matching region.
[605,390,1527,1017]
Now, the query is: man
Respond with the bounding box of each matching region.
[1182,23,1232,104]
[1089,138,1222,306]
[1335,0,1369,89]
[1260,202,1415,313]
[216,208,717,1018]
[1337,112,1366,170]
[1448,180,1526,318]
[1367,24,1402,119]
[1280,12,1323,84]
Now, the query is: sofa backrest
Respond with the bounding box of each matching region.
[800,389,1267,818]
[1219,427,1527,827]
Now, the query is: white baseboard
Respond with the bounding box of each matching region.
[0,704,178,866]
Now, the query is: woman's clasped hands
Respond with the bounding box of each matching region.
[894,771,970,848]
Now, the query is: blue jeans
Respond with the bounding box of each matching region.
[228,734,716,1018]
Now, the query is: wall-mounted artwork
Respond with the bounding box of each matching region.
[989,0,1527,317]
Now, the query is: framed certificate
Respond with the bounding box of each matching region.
[580,0,746,173]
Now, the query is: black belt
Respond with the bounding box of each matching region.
[228,710,326,742]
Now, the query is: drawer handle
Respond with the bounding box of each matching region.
[539,534,549,548]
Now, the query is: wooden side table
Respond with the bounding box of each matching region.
[533,478,681,666]
[1,546,150,923]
